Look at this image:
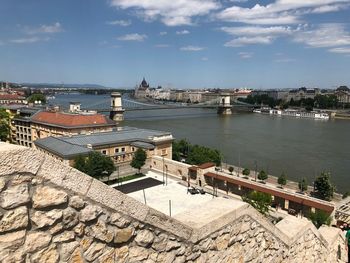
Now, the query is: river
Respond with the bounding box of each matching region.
[50,93,350,193]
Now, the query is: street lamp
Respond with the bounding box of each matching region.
[254,160,257,182]
[162,156,165,185]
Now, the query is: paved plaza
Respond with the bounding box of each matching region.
[126,171,237,218]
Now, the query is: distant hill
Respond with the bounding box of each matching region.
[21,83,110,89]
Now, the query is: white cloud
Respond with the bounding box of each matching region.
[159,31,167,36]
[106,20,132,26]
[217,0,350,25]
[25,22,63,34]
[10,37,50,44]
[109,0,220,26]
[293,23,350,48]
[117,33,147,41]
[180,45,205,51]
[221,26,292,36]
[176,30,190,35]
[238,52,254,58]
[329,47,350,53]
[225,36,273,47]
[155,44,170,48]
[221,25,293,46]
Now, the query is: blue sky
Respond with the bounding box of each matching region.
[1,0,350,89]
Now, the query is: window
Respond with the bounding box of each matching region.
[102,150,107,155]
[131,147,135,152]
[161,149,167,155]
[115,148,119,153]
[121,147,125,152]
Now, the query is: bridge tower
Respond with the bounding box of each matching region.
[217,93,232,115]
[109,92,125,122]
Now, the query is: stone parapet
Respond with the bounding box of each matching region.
[0,143,346,262]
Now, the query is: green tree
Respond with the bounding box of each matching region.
[74,152,115,179]
[314,172,335,201]
[187,144,221,166]
[242,191,272,215]
[74,155,87,174]
[27,93,46,104]
[258,170,268,182]
[172,139,190,161]
[298,178,308,193]
[0,108,10,142]
[242,168,250,176]
[309,210,331,228]
[278,173,287,188]
[228,166,234,174]
[131,148,147,174]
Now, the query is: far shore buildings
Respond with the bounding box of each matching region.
[34,127,173,166]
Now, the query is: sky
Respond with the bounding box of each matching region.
[1,0,350,89]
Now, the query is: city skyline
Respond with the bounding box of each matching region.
[1,0,350,89]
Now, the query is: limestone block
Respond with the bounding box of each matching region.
[69,195,85,210]
[49,222,64,235]
[0,206,28,232]
[151,233,168,252]
[110,212,131,228]
[166,240,182,252]
[90,220,114,243]
[114,227,134,244]
[0,229,26,250]
[68,247,84,263]
[0,178,6,192]
[31,245,59,263]
[0,144,45,176]
[128,246,149,261]
[24,231,52,253]
[73,222,85,237]
[0,184,30,209]
[135,229,154,247]
[62,207,79,229]
[83,242,106,262]
[52,231,75,243]
[60,241,79,262]
[60,168,93,196]
[31,209,63,228]
[32,186,68,209]
[115,246,129,261]
[79,205,102,222]
[86,179,149,222]
[97,248,115,263]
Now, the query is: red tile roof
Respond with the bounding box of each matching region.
[0,94,25,100]
[198,162,216,169]
[31,111,115,128]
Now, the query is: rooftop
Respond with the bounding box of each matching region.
[34,126,173,158]
[31,110,116,128]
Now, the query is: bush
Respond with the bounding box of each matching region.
[298,178,308,192]
[228,166,234,174]
[309,210,331,228]
[242,191,272,215]
[278,173,287,188]
[242,168,250,176]
[258,170,268,181]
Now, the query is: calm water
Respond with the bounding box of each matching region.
[52,94,350,193]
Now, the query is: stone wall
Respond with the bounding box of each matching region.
[150,156,191,181]
[0,143,347,263]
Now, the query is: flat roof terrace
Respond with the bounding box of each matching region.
[125,171,246,225]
